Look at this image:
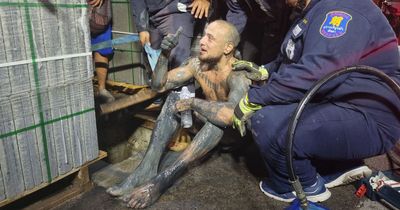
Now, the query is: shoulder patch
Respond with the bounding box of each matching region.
[319,11,352,38]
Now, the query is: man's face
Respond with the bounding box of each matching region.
[198,22,227,63]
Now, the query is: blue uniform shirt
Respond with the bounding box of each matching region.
[226,0,280,33]
[248,0,400,143]
[248,0,400,110]
[226,0,248,33]
[131,0,191,33]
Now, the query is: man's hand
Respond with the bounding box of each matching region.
[175,98,193,112]
[161,26,183,54]
[87,0,103,7]
[189,0,210,19]
[139,31,150,47]
[232,60,269,81]
[232,94,262,137]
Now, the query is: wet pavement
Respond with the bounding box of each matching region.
[40,107,389,210]
[51,140,388,210]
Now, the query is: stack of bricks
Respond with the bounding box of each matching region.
[0,0,99,201]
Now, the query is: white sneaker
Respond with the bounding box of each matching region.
[324,166,372,188]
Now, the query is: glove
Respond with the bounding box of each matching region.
[161,26,183,55]
[232,60,269,81]
[232,94,262,137]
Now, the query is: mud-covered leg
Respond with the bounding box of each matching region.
[107,93,180,196]
[125,122,224,208]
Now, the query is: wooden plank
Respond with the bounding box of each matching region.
[93,78,148,93]
[0,151,107,208]
[138,120,156,130]
[25,167,92,210]
[133,112,158,123]
[99,88,159,114]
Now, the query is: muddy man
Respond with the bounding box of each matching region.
[106,20,258,208]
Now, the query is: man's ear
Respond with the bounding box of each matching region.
[224,42,234,55]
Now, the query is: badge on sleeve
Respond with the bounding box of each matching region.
[320,11,352,38]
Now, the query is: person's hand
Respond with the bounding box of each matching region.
[232,94,262,137]
[175,98,193,112]
[139,31,150,47]
[232,60,269,81]
[87,0,103,7]
[161,26,183,54]
[189,0,210,19]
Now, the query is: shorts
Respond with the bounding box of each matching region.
[91,24,113,56]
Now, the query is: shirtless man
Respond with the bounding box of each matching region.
[107,20,252,208]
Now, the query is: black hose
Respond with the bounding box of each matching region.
[285,65,400,206]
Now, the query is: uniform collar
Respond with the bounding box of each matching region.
[302,0,321,14]
[291,0,321,20]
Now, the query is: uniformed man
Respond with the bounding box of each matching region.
[233,0,400,202]
[131,0,210,69]
[225,0,292,64]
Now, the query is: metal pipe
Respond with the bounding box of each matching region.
[111,30,138,35]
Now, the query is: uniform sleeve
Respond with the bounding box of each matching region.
[226,0,248,34]
[131,0,149,32]
[263,54,283,73]
[248,9,372,105]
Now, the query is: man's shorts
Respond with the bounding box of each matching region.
[91,24,113,56]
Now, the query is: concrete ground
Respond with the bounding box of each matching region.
[10,106,383,210]
[51,139,389,210]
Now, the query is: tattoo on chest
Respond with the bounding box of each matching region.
[197,72,221,91]
[192,58,224,91]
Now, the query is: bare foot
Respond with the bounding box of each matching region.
[107,164,156,197]
[125,182,161,209]
[107,184,130,197]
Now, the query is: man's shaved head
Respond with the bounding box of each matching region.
[198,20,241,62]
[211,20,240,48]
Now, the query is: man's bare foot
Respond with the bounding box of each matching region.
[107,184,130,197]
[106,164,156,197]
[125,182,161,209]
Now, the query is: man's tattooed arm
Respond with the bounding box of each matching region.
[151,57,196,93]
[179,72,251,127]
[151,53,169,91]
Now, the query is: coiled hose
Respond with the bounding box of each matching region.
[286,65,400,209]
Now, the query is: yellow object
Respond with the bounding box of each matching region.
[169,128,192,152]
[232,94,262,137]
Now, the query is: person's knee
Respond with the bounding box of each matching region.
[251,107,282,136]
[250,106,292,152]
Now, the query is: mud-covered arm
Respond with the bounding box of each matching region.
[151,58,196,93]
[176,72,251,127]
[151,28,188,92]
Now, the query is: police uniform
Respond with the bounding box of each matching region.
[248,0,400,193]
[226,0,291,64]
[131,0,195,68]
